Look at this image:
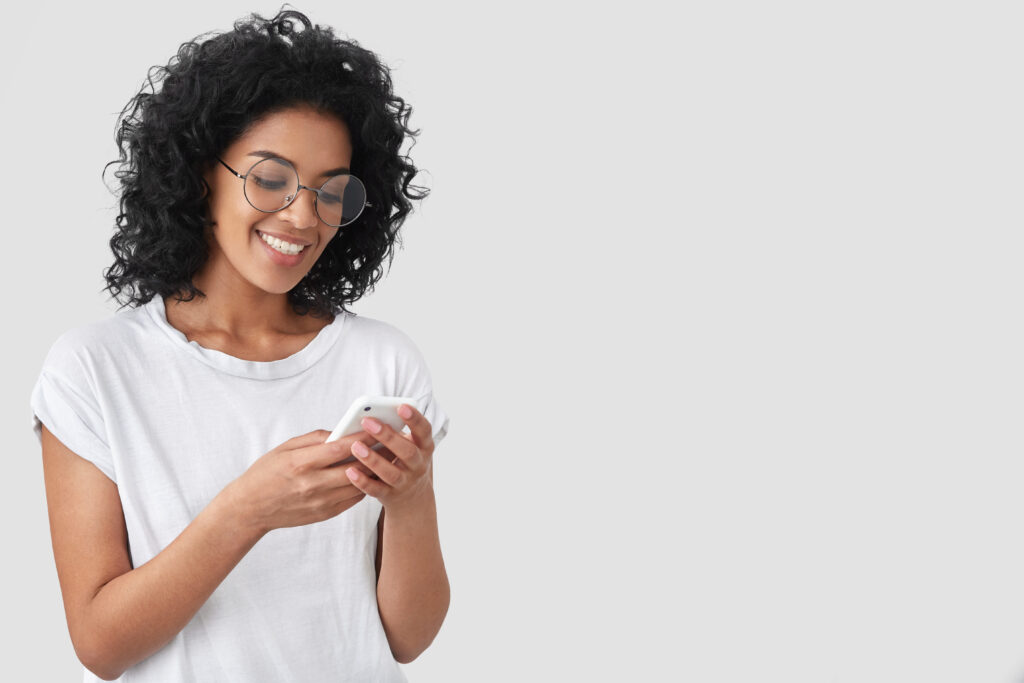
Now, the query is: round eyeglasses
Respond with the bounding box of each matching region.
[216,156,372,228]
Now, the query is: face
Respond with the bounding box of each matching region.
[201,105,354,296]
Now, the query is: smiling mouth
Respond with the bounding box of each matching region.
[256,230,309,255]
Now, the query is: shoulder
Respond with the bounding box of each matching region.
[40,305,151,379]
[346,313,441,394]
[343,313,438,389]
[344,313,425,357]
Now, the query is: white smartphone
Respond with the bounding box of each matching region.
[325,395,419,455]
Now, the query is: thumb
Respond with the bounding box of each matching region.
[283,429,334,450]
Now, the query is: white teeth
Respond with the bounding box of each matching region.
[258,231,306,255]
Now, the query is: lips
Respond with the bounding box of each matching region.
[256,230,307,266]
[256,230,312,247]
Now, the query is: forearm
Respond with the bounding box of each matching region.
[377,488,450,664]
[83,484,265,679]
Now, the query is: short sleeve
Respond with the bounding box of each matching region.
[395,331,451,447]
[30,337,116,484]
[414,389,451,447]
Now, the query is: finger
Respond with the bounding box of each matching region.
[351,440,405,487]
[331,436,403,466]
[329,458,378,479]
[285,429,336,449]
[360,417,419,467]
[396,404,435,452]
[331,478,370,501]
[324,454,357,468]
[285,428,381,453]
[303,431,381,469]
[345,466,388,499]
[327,444,398,470]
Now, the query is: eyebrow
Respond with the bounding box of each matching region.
[247,149,350,177]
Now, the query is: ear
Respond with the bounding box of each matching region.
[198,161,215,199]
[197,162,216,229]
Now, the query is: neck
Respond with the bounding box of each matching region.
[164,260,320,340]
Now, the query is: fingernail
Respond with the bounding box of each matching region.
[346,468,359,480]
[398,405,412,419]
[352,441,369,458]
[362,417,381,434]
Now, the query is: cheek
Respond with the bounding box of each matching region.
[208,180,249,214]
[320,228,339,247]
[209,193,260,230]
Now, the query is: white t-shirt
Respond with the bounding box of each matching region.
[30,294,450,683]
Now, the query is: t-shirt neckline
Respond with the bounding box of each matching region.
[145,295,348,380]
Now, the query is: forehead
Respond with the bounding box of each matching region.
[228,106,353,170]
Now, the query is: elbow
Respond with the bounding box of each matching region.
[393,640,431,665]
[390,636,430,664]
[73,592,129,680]
[79,651,122,682]
[391,589,451,665]
[76,636,122,681]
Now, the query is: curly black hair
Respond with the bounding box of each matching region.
[102,7,428,319]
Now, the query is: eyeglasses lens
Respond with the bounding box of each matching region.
[244,158,297,212]
[317,174,367,228]
[243,157,367,228]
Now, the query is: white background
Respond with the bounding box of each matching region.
[3,0,1023,681]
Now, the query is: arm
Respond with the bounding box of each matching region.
[375,486,450,664]
[88,485,262,678]
[41,424,265,680]
[348,406,451,664]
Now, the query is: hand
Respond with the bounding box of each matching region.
[344,403,437,513]
[228,429,383,535]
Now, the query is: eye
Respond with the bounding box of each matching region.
[319,174,352,205]
[252,174,287,190]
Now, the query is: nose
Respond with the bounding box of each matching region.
[278,185,320,230]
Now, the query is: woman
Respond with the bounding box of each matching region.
[30,9,450,682]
